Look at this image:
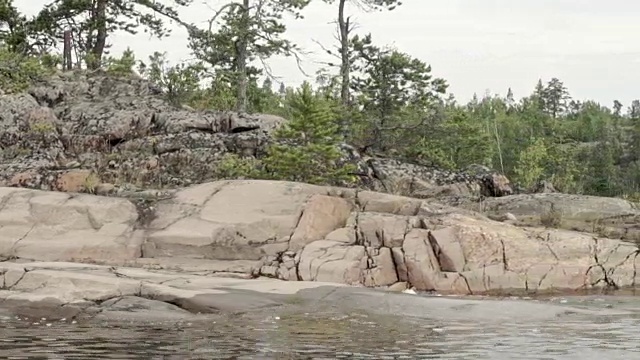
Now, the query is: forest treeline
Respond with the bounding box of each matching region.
[2,0,640,199]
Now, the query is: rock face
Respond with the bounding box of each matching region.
[0,70,512,201]
[1,180,638,297]
[360,158,513,202]
[473,193,640,242]
[0,70,283,192]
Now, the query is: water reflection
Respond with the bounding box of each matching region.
[1,297,640,359]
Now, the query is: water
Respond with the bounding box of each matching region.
[2,296,640,359]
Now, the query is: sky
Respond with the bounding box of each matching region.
[18,0,640,107]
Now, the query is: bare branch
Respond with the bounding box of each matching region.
[203,2,245,33]
[312,39,340,59]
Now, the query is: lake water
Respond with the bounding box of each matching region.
[1,295,640,359]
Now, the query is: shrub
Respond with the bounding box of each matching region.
[104,48,137,76]
[214,154,262,179]
[0,46,53,93]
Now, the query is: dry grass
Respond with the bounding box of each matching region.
[384,176,415,197]
[82,172,101,194]
[540,202,563,228]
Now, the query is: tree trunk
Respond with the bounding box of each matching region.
[338,0,349,107]
[336,0,351,140]
[88,0,107,69]
[235,0,250,113]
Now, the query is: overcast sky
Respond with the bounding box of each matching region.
[19,0,640,107]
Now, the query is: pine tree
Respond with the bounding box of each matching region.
[32,0,192,69]
[320,0,402,107]
[542,78,571,118]
[188,0,310,112]
[262,81,355,185]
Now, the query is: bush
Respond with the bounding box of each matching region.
[214,154,262,179]
[0,46,53,93]
[104,48,137,76]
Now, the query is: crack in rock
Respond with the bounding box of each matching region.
[499,239,509,271]
[586,237,619,290]
[537,265,553,290]
[458,272,473,295]
[2,268,30,290]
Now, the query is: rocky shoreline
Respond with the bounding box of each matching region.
[0,260,632,323]
[2,70,640,321]
[1,179,640,320]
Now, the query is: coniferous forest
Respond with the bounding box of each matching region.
[2,0,640,199]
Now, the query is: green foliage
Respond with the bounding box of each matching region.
[104,47,136,75]
[514,137,547,190]
[8,0,640,201]
[188,0,310,111]
[438,108,494,168]
[545,143,580,193]
[262,82,356,185]
[348,34,447,154]
[28,121,56,134]
[214,154,262,179]
[137,51,204,106]
[31,0,193,69]
[0,46,53,93]
[0,0,27,53]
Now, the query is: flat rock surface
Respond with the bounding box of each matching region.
[470,193,640,242]
[1,180,639,297]
[0,260,628,323]
[0,260,346,321]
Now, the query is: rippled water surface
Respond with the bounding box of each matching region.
[2,296,640,359]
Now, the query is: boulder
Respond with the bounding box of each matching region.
[0,187,143,263]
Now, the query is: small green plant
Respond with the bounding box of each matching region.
[137,51,205,107]
[104,48,137,76]
[540,202,562,228]
[83,172,101,194]
[29,121,56,134]
[214,154,262,179]
[514,137,548,190]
